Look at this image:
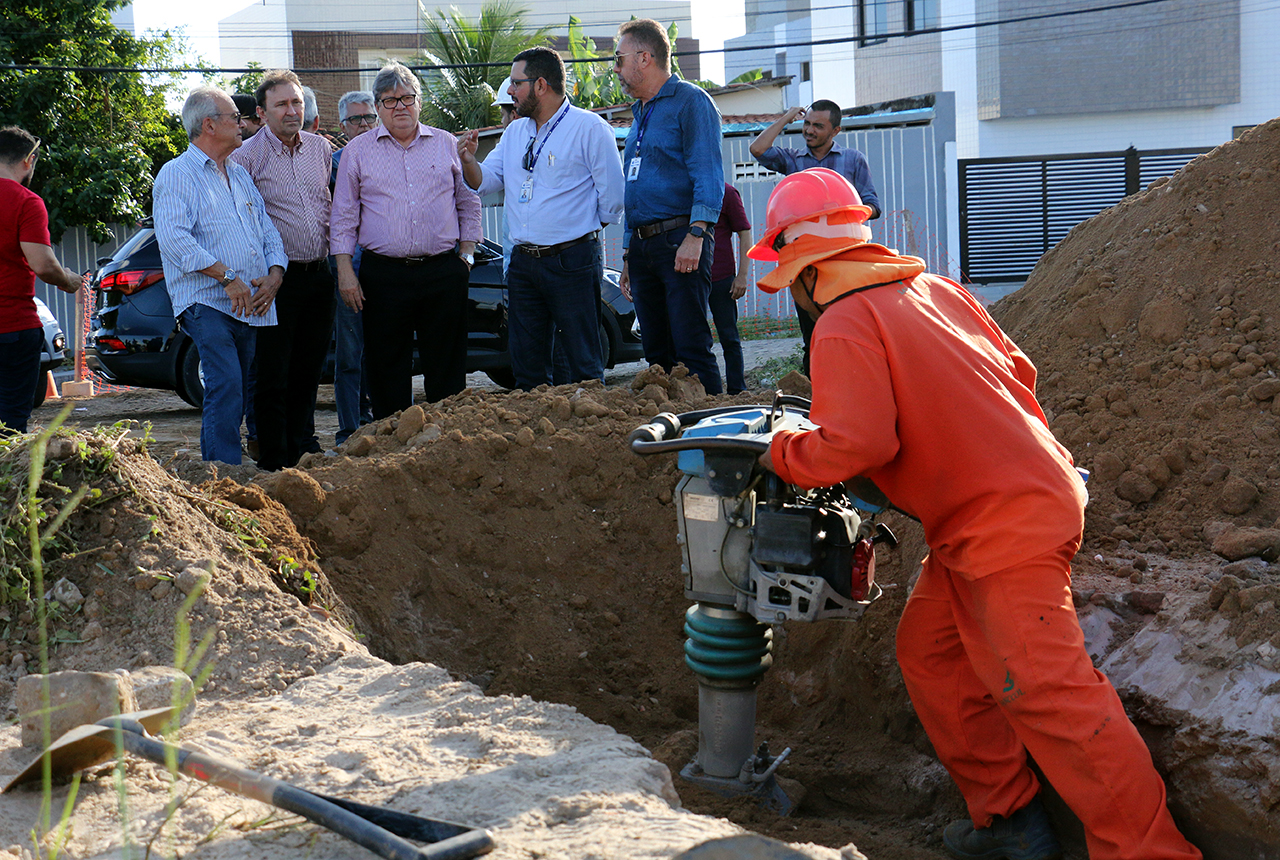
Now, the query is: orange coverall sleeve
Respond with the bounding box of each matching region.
[770,329,900,490]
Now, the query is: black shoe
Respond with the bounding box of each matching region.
[942,797,1062,860]
[244,438,260,462]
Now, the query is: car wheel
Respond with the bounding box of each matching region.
[32,375,48,409]
[177,342,205,408]
[485,368,517,388]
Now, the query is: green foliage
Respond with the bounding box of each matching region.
[729,68,765,85]
[744,344,805,390]
[413,1,553,131]
[565,16,624,110]
[0,0,188,242]
[227,60,264,97]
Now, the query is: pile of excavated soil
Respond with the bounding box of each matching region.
[232,368,963,858]
[992,117,1280,559]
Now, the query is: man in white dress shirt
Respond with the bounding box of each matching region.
[459,46,624,389]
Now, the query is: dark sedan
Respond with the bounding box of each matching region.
[86,220,643,407]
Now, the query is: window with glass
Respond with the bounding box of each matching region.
[906,0,938,32]
[858,0,889,45]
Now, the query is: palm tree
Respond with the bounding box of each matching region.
[413,1,554,131]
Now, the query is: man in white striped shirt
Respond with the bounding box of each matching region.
[153,86,287,464]
[231,69,336,471]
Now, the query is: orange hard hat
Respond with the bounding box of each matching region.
[749,168,873,263]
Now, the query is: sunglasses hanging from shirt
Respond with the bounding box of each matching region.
[518,101,571,203]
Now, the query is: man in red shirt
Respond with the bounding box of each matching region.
[0,127,82,434]
[753,169,1201,860]
[709,182,752,394]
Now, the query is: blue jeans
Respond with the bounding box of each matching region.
[709,275,745,394]
[333,283,370,445]
[180,304,256,464]
[0,326,42,435]
[628,226,723,394]
[507,238,603,389]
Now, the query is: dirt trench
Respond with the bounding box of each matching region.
[249,372,963,859]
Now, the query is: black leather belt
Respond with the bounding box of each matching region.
[515,232,598,259]
[363,250,441,267]
[634,216,690,240]
[289,258,329,272]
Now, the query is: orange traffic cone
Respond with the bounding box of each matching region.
[44,371,60,401]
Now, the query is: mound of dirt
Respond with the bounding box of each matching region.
[0,428,358,712]
[992,117,1280,558]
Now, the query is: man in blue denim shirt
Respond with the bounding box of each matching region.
[616,18,725,395]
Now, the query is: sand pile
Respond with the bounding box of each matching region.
[992,117,1280,558]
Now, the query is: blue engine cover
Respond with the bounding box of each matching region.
[677,408,817,478]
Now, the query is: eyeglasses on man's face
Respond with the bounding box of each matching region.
[26,137,42,162]
[213,112,245,125]
[509,77,536,88]
[343,114,377,126]
[613,50,648,67]
[378,94,419,110]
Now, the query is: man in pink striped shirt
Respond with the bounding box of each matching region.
[331,62,481,417]
[231,68,336,471]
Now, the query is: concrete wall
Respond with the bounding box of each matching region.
[976,0,1239,120]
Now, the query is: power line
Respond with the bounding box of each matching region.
[0,0,1254,74]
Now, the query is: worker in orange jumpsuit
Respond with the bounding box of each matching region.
[753,168,1202,860]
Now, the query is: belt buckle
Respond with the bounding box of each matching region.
[405,256,427,266]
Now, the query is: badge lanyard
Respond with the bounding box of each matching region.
[627,100,656,182]
[519,101,571,203]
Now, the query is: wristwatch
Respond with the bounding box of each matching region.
[219,269,237,286]
[461,253,475,267]
[688,224,708,239]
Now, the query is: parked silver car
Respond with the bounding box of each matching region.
[33,297,67,408]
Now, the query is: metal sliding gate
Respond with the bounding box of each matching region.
[959,146,1206,283]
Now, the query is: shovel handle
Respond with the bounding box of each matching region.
[105,721,493,860]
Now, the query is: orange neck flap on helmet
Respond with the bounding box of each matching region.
[755,233,926,304]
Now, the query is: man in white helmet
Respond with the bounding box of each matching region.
[754,169,1202,860]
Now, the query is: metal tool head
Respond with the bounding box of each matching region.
[3,706,178,792]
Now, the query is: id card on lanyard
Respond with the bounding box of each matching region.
[520,101,571,203]
[628,101,656,182]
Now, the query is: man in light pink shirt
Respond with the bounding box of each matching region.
[331,62,481,417]
[230,68,336,471]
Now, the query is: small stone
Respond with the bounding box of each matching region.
[175,565,211,596]
[1220,476,1260,515]
[515,426,536,447]
[348,435,376,457]
[44,437,77,460]
[130,666,197,726]
[81,621,103,640]
[51,578,84,610]
[395,405,427,443]
[150,580,173,600]
[16,671,137,747]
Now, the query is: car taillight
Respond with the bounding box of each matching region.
[96,336,127,351]
[98,269,163,295]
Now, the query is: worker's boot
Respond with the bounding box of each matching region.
[942,796,1062,860]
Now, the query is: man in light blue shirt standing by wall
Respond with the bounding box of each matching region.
[153,86,287,464]
[614,18,724,395]
[749,99,881,376]
[459,47,624,389]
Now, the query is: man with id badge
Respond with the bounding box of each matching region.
[615,18,725,395]
[458,46,624,389]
